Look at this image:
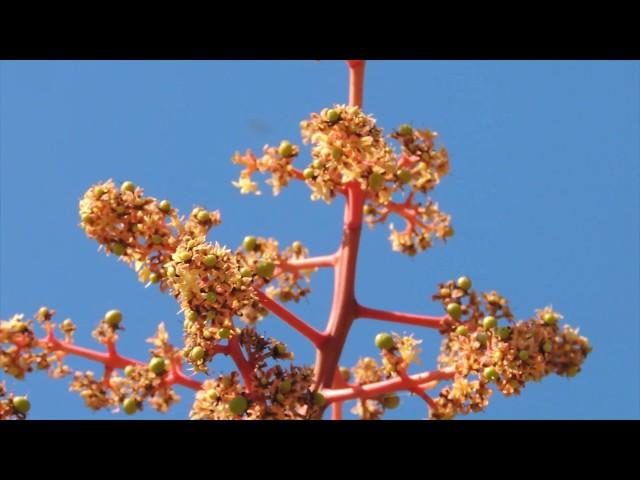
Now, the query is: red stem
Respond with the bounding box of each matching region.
[254,289,328,348]
[228,335,254,391]
[356,304,445,329]
[322,368,455,403]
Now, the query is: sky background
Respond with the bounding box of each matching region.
[1,60,638,420]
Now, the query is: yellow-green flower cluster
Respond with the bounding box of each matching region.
[79,179,220,290]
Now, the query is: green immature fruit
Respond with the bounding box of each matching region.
[543,313,558,325]
[186,310,198,323]
[240,267,252,278]
[218,328,231,340]
[303,168,315,179]
[482,316,497,330]
[120,181,135,193]
[498,327,511,340]
[206,389,219,401]
[368,172,385,192]
[326,109,340,123]
[383,395,400,410]
[104,309,123,327]
[397,169,412,184]
[149,357,166,375]
[375,332,395,350]
[203,255,217,267]
[542,341,553,353]
[190,346,206,362]
[124,365,135,378]
[196,211,210,223]
[313,392,326,407]
[456,325,469,336]
[243,236,257,252]
[110,242,126,256]
[256,261,276,279]
[151,234,163,245]
[446,303,462,320]
[158,200,172,213]
[476,332,489,345]
[12,396,31,415]
[519,350,530,361]
[278,380,292,394]
[398,124,413,137]
[456,276,472,291]
[229,396,248,415]
[275,344,287,355]
[206,291,218,303]
[484,367,500,381]
[278,141,294,158]
[122,397,138,415]
[148,273,160,284]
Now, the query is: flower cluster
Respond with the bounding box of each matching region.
[232,141,301,196]
[235,236,314,304]
[429,277,591,419]
[79,179,221,291]
[233,106,452,256]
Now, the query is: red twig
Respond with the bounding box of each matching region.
[321,368,455,404]
[356,304,445,329]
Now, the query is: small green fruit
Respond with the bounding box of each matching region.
[397,169,412,184]
[206,291,217,303]
[202,255,217,268]
[190,346,205,362]
[148,273,160,284]
[229,396,248,415]
[476,332,489,345]
[240,267,252,277]
[498,326,511,340]
[375,332,394,350]
[543,340,553,353]
[398,124,413,136]
[158,200,171,213]
[482,316,497,329]
[456,325,469,336]
[151,234,163,245]
[243,236,257,252]
[256,261,276,279]
[518,350,530,361]
[279,380,292,394]
[124,365,135,377]
[303,168,315,179]
[278,141,294,158]
[206,389,218,401]
[543,313,557,325]
[446,303,462,320]
[313,392,326,407]
[218,328,231,339]
[368,172,384,192]
[383,395,400,409]
[196,211,210,223]
[110,242,126,256]
[120,181,135,193]
[275,343,287,355]
[104,309,123,326]
[186,310,198,323]
[326,109,340,123]
[566,366,579,377]
[149,357,166,375]
[12,396,31,414]
[456,276,472,290]
[122,397,138,415]
[484,366,500,381]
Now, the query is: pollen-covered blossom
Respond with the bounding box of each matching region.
[429,278,591,419]
[79,179,220,291]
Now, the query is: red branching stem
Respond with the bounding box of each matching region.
[254,289,328,348]
[281,255,337,271]
[356,304,445,329]
[166,353,203,390]
[312,61,368,390]
[397,366,437,411]
[321,368,455,404]
[228,335,254,391]
[39,324,204,391]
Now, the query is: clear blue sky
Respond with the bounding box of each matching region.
[1,60,638,420]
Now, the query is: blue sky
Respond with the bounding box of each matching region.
[1,60,638,420]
